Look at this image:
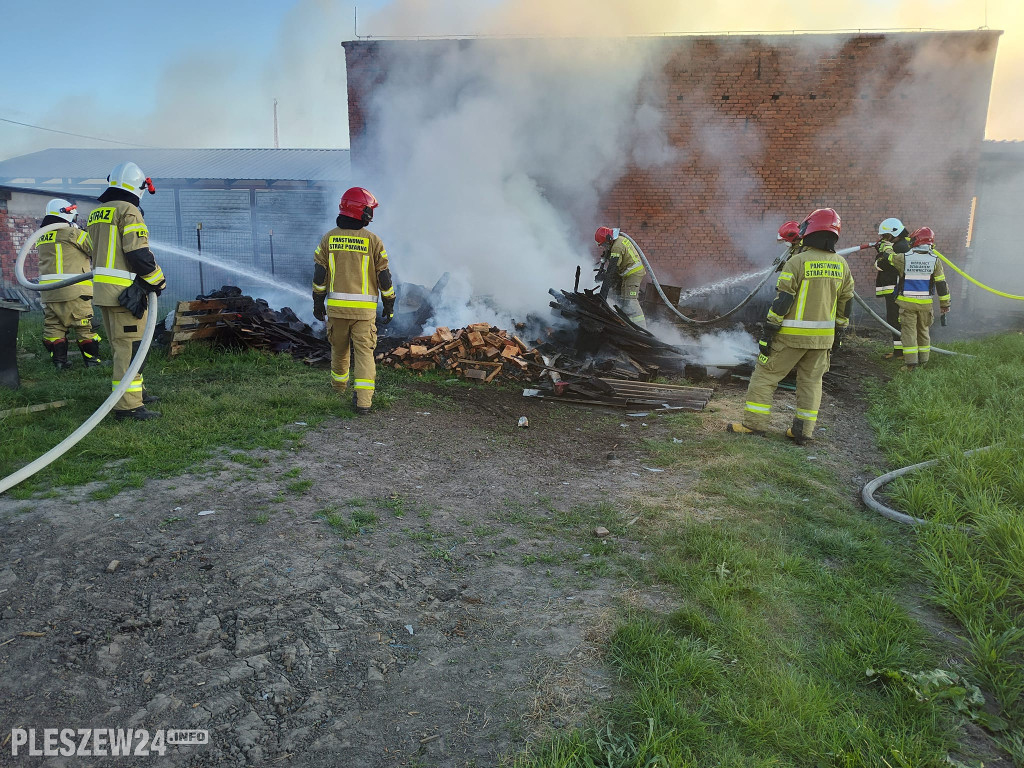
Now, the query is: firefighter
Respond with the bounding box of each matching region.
[595,226,646,327]
[888,226,950,370]
[312,187,396,415]
[874,217,913,359]
[727,208,854,445]
[36,199,102,369]
[87,162,166,421]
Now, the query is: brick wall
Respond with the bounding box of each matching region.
[0,205,40,290]
[343,32,999,295]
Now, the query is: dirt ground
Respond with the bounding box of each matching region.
[0,345,893,767]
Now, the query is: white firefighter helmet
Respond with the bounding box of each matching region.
[107,161,155,200]
[877,217,904,238]
[45,198,77,223]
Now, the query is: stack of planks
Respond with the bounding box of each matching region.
[167,295,330,364]
[524,377,713,411]
[378,323,539,383]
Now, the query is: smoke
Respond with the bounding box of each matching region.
[359,37,677,326]
[647,319,758,367]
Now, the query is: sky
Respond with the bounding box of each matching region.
[0,0,1020,161]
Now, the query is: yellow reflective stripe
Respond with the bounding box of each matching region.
[766,310,784,324]
[331,370,350,382]
[897,296,933,305]
[361,252,369,296]
[621,262,645,277]
[353,379,375,390]
[328,251,336,292]
[123,223,148,235]
[141,268,164,285]
[106,224,117,268]
[76,230,89,247]
[55,242,64,273]
[744,402,771,414]
[938,294,950,301]
[312,283,327,292]
[903,346,919,354]
[781,319,833,328]
[44,336,64,342]
[778,272,794,281]
[777,327,835,337]
[326,299,378,309]
[381,286,396,299]
[94,275,133,287]
[112,378,143,391]
[314,246,321,256]
[795,281,809,320]
[796,409,818,421]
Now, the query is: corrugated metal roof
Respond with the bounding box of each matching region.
[0,148,350,183]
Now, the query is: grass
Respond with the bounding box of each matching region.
[866,334,1024,755]
[0,312,392,498]
[514,416,997,767]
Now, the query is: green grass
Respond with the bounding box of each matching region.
[0,313,401,498]
[515,421,995,767]
[866,334,1024,753]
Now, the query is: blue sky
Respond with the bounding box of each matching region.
[0,0,1019,159]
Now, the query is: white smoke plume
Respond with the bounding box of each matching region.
[359,37,677,326]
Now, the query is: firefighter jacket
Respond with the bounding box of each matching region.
[767,246,855,349]
[890,246,951,309]
[608,236,645,281]
[874,236,909,296]
[313,227,393,320]
[36,224,93,303]
[86,200,165,307]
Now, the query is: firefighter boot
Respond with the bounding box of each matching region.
[726,422,764,436]
[142,390,160,404]
[78,339,103,368]
[44,338,74,370]
[351,392,370,416]
[113,406,162,422]
[786,426,811,446]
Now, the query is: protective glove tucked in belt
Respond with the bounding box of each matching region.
[117,276,156,320]
[380,296,395,326]
[757,323,780,365]
[313,294,326,322]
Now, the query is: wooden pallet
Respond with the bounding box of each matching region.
[168,297,253,357]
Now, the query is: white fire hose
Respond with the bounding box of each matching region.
[0,225,158,495]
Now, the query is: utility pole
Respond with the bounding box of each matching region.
[273,99,280,149]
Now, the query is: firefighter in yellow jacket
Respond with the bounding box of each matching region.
[36,199,102,369]
[595,226,646,327]
[727,208,854,445]
[888,226,950,371]
[87,162,166,421]
[312,187,396,415]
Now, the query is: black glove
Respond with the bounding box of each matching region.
[595,267,607,283]
[117,277,152,320]
[757,324,780,365]
[380,296,395,326]
[313,295,326,322]
[831,327,847,353]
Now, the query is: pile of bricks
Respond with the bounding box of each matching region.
[378,323,539,383]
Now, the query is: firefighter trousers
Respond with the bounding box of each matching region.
[742,339,830,439]
[328,316,377,407]
[43,297,97,344]
[100,305,147,411]
[898,304,933,365]
[617,274,646,328]
[883,294,902,354]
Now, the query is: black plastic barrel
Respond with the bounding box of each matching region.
[0,299,29,389]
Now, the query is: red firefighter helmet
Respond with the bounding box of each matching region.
[339,187,379,222]
[594,226,618,244]
[910,226,935,247]
[798,208,841,238]
[777,220,801,243]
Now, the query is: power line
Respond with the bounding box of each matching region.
[0,116,151,148]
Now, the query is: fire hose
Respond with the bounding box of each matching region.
[862,444,997,526]
[623,232,968,356]
[933,251,1024,301]
[0,225,158,495]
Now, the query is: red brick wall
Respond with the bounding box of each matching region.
[0,209,40,289]
[343,31,999,294]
